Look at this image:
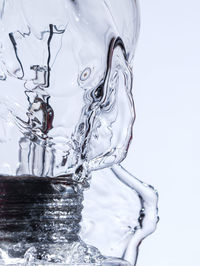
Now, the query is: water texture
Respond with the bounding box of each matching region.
[0,1,158,265]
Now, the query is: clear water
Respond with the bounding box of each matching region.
[0,168,158,266]
[0,1,158,265]
[0,0,138,177]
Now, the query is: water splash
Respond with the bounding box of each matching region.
[0,0,137,178]
[0,1,158,265]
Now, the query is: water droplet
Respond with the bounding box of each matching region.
[80,67,91,81]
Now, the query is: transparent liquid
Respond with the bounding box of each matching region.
[0,1,158,265]
[0,167,158,265]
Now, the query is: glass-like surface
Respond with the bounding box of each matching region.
[0,1,158,265]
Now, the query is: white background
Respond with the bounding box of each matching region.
[123,1,200,265]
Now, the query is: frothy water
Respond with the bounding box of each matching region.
[0,1,158,265]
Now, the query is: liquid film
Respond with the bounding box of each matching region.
[0,1,158,265]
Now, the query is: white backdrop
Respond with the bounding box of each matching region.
[123,1,200,265]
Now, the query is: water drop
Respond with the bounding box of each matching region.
[80,67,91,81]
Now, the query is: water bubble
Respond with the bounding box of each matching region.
[80,67,91,81]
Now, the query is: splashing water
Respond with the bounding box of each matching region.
[0,170,158,266]
[0,1,158,265]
